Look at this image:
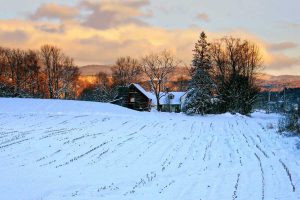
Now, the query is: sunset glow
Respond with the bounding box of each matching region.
[0,0,299,75]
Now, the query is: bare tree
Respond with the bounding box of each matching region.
[111,56,142,87]
[40,45,80,99]
[141,50,180,111]
[211,37,262,86]
[0,47,6,78]
[40,45,64,98]
[0,47,12,96]
[4,48,27,95]
[0,44,79,99]
[40,45,53,98]
[59,57,80,99]
[0,47,44,97]
[210,37,263,114]
[24,50,41,96]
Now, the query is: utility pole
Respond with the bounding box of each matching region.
[264,84,273,114]
[283,87,286,112]
[268,90,271,114]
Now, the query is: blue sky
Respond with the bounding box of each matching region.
[0,0,299,75]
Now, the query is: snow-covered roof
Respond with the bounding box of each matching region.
[150,92,186,105]
[130,83,186,105]
[130,83,154,100]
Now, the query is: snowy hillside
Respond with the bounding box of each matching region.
[0,98,299,200]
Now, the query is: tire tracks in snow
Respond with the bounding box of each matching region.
[279,159,296,192]
[232,173,240,200]
[255,153,265,200]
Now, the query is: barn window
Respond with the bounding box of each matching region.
[130,97,135,102]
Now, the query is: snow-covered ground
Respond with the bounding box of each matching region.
[0,98,299,200]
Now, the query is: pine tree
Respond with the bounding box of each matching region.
[183,32,215,115]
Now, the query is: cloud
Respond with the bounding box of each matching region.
[196,13,210,22]
[0,29,28,43]
[265,54,300,75]
[267,42,298,52]
[35,24,65,33]
[80,0,151,29]
[30,3,79,21]
[268,54,300,69]
[0,17,299,75]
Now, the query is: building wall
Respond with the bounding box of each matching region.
[161,104,181,113]
[127,85,151,111]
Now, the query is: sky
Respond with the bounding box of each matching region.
[0,0,299,75]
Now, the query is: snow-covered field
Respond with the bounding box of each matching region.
[0,98,299,200]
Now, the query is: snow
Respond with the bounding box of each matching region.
[131,83,186,106]
[0,98,139,116]
[131,83,153,100]
[160,92,186,105]
[0,98,300,200]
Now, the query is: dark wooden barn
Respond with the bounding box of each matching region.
[113,83,152,111]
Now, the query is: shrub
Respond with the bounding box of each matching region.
[278,112,300,134]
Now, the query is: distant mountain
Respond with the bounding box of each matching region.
[79,65,112,76]
[79,65,190,77]
[257,73,300,91]
[79,65,300,91]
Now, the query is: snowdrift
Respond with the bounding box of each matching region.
[0,98,299,200]
[0,98,138,116]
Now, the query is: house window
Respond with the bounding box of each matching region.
[130,97,135,103]
[168,94,174,99]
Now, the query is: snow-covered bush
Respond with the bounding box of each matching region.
[278,112,300,134]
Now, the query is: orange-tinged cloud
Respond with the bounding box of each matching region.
[30,3,79,21]
[80,0,151,29]
[0,18,299,75]
[267,42,298,52]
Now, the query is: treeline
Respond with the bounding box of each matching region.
[1,32,263,115]
[80,50,183,110]
[183,32,262,115]
[79,32,263,115]
[80,56,143,103]
[0,45,79,99]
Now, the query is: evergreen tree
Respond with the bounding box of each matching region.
[183,32,216,115]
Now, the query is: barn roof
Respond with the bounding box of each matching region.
[130,83,153,99]
[130,83,186,106]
